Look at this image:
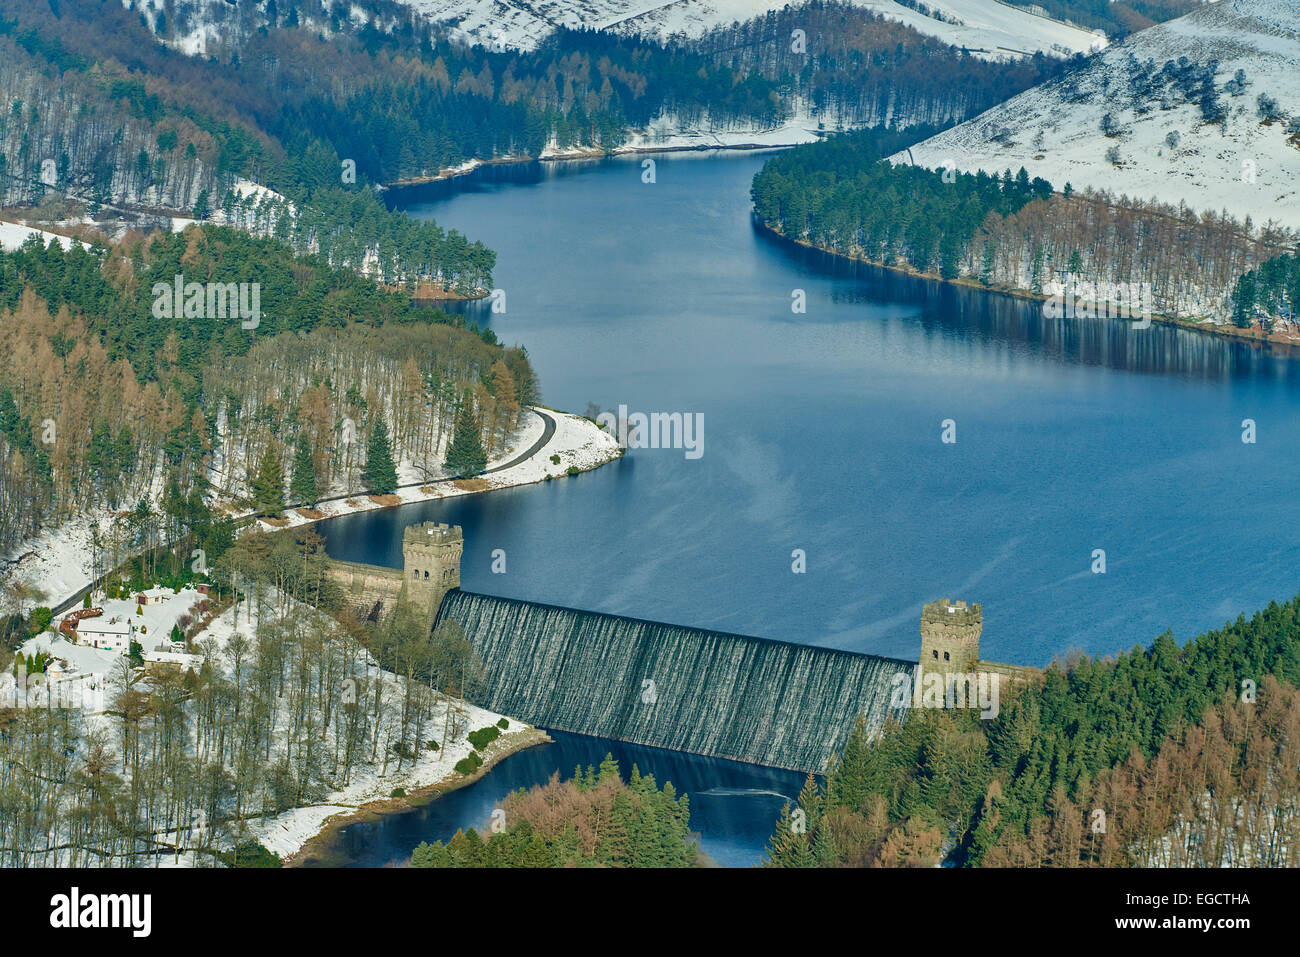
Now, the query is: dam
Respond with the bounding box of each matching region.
[437,589,916,774]
[334,522,1039,774]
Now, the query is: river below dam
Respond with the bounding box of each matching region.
[314,150,1300,866]
[301,730,806,869]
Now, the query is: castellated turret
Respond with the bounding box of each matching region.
[401,522,463,621]
[919,599,982,674]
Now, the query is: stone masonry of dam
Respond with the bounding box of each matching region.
[438,589,919,773]
[344,523,1041,772]
[326,522,462,623]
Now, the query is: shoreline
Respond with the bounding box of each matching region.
[380,138,803,191]
[382,280,481,302]
[242,406,622,537]
[754,219,1300,352]
[12,406,622,618]
[283,726,553,867]
[387,148,1299,352]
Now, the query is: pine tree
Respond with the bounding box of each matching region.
[290,434,318,507]
[597,753,620,785]
[812,821,839,866]
[605,790,633,865]
[826,714,875,811]
[797,772,824,832]
[980,240,997,286]
[763,802,814,867]
[363,419,399,494]
[443,393,487,478]
[251,446,284,518]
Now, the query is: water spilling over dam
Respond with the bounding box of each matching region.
[437,590,917,773]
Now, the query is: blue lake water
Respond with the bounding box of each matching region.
[301,730,805,868]
[315,150,1300,865]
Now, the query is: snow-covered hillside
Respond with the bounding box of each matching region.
[0,221,91,252]
[615,0,1106,58]
[896,0,1300,232]
[398,0,1105,58]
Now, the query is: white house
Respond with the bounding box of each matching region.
[76,618,134,653]
[143,649,203,674]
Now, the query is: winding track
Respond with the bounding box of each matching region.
[50,408,561,616]
[483,408,556,475]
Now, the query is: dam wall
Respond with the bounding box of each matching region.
[437,590,917,773]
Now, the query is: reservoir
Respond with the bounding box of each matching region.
[315,150,1300,865]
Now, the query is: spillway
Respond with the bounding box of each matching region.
[437,590,916,773]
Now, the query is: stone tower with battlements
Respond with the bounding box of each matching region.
[920,599,982,674]
[402,522,462,621]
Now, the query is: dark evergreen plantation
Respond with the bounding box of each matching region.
[751,126,1052,277]
[410,757,700,868]
[766,596,1300,867]
[0,227,488,381]
[1000,0,1202,36]
[687,2,1069,129]
[1231,248,1300,328]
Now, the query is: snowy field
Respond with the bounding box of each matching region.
[0,220,91,252]
[134,0,1104,60]
[612,0,1106,58]
[897,0,1300,233]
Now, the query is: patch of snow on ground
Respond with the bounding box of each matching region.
[615,0,1105,60]
[0,518,102,613]
[618,109,825,150]
[0,221,91,252]
[263,407,621,534]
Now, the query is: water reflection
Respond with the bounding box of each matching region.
[302,730,805,868]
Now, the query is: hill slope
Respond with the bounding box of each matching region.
[398,0,1106,58]
[895,0,1300,232]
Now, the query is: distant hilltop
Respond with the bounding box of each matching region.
[897,0,1300,233]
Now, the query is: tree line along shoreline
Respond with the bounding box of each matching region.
[754,217,1300,350]
[749,124,1300,345]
